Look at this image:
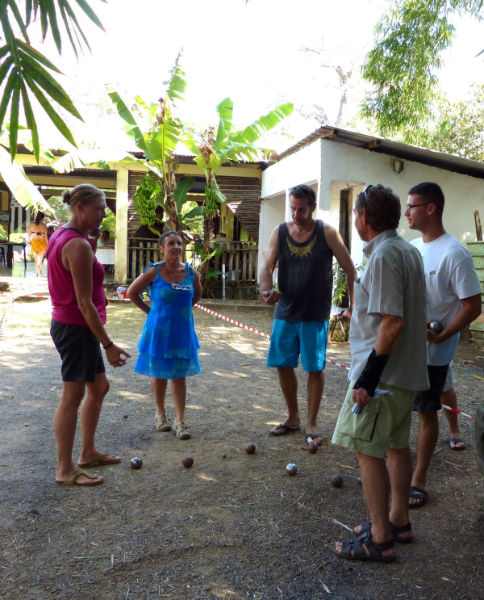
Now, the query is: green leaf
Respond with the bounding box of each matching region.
[184,205,205,219]
[0,67,16,128]
[231,102,293,145]
[16,39,62,73]
[6,0,31,44]
[74,0,105,30]
[215,97,234,146]
[164,54,187,104]
[107,87,150,156]
[9,75,20,157]
[20,82,40,160]
[174,176,195,213]
[18,49,82,118]
[24,74,77,147]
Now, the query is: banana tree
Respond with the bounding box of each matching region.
[106,55,203,238]
[183,96,293,257]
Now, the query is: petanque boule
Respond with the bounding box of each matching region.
[130,456,143,469]
[245,443,256,455]
[182,456,194,468]
[286,462,298,476]
[308,441,319,454]
[428,319,444,333]
[331,474,343,487]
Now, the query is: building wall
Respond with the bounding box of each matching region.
[321,139,484,247]
[261,141,321,199]
[259,139,484,278]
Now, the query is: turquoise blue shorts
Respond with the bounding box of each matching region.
[267,319,328,372]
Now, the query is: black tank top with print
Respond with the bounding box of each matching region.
[274,220,333,322]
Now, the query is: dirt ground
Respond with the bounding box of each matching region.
[1,279,483,600]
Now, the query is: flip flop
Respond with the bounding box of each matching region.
[56,468,103,487]
[269,424,301,436]
[78,452,121,468]
[447,436,465,451]
[409,485,428,509]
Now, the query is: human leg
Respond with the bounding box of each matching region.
[335,451,394,560]
[171,378,187,422]
[151,378,172,430]
[55,381,102,485]
[171,378,191,439]
[442,387,465,449]
[410,365,448,506]
[77,373,115,466]
[387,447,412,538]
[34,251,42,276]
[306,370,324,436]
[151,377,168,414]
[270,367,300,434]
[300,321,328,436]
[410,411,438,505]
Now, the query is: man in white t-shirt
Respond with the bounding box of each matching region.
[405,182,481,508]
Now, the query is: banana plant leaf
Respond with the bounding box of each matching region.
[174,176,195,213]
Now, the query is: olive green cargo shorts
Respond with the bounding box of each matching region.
[332,381,415,459]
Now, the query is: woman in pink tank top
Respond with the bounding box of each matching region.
[47,184,131,487]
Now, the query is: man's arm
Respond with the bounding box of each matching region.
[259,226,281,305]
[427,293,481,344]
[324,225,357,318]
[353,314,404,409]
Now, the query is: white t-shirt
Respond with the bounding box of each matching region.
[412,233,481,366]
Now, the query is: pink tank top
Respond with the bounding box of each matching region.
[46,227,107,326]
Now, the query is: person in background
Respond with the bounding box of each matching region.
[260,184,355,447]
[46,184,130,486]
[332,184,428,562]
[28,211,48,277]
[127,231,202,440]
[135,205,165,239]
[406,182,481,508]
[99,230,114,247]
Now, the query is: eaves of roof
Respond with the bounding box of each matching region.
[276,126,484,180]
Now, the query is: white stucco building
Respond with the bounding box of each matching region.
[259,126,484,274]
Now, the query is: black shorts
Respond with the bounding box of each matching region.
[50,319,105,382]
[413,364,449,413]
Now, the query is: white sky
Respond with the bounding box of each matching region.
[32,0,484,154]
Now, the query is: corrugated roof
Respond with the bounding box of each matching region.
[276,126,484,179]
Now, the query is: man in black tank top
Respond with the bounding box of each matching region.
[260,184,356,445]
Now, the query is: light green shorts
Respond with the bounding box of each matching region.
[331,381,415,459]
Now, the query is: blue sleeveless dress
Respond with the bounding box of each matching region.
[134,261,201,379]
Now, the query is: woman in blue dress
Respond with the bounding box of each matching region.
[127,231,202,439]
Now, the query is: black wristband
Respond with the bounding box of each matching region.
[353,349,390,397]
[103,341,114,350]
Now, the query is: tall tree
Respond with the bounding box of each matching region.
[0,0,104,160]
[361,0,483,137]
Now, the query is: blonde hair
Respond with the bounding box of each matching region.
[62,184,104,208]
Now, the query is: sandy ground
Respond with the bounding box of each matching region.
[0,274,483,600]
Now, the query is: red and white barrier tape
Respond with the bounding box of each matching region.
[441,403,475,421]
[194,304,476,420]
[194,303,350,371]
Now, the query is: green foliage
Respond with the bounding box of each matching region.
[423,84,484,160]
[0,1,104,160]
[101,208,116,238]
[44,195,70,225]
[361,0,483,136]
